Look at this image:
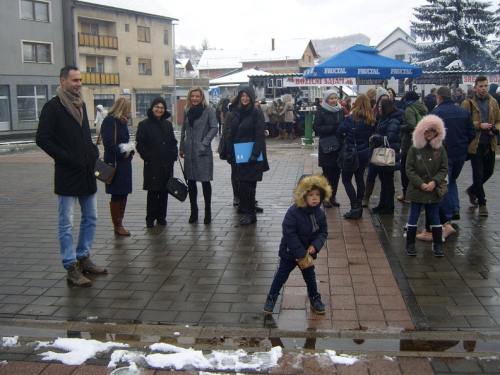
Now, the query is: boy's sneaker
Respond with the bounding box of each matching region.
[309,294,326,315]
[262,294,278,315]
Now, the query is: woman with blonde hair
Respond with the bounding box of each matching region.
[180,86,218,224]
[101,97,134,236]
[337,95,376,219]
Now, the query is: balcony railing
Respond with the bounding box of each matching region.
[78,33,118,49]
[82,73,120,85]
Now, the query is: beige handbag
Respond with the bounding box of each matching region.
[370,136,396,167]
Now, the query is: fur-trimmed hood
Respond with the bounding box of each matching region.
[294,175,332,208]
[412,114,446,149]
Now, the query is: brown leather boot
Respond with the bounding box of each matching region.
[119,199,131,233]
[110,201,131,236]
[362,180,375,207]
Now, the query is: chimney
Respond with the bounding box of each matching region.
[271,38,275,51]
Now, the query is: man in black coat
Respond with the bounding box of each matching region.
[425,87,438,113]
[431,87,475,221]
[36,65,107,287]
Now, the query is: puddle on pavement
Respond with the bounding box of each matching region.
[1,326,498,354]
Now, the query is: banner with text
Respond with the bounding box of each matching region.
[283,76,356,87]
[463,75,500,84]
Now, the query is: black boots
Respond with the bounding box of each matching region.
[189,203,198,223]
[262,294,278,315]
[309,294,326,314]
[406,225,417,256]
[323,196,339,208]
[240,213,257,226]
[343,203,363,220]
[204,205,211,224]
[432,226,444,257]
[376,205,394,215]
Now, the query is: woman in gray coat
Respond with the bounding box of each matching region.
[179,86,218,224]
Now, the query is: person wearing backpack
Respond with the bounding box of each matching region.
[398,91,428,202]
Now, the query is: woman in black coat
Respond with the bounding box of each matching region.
[370,99,404,215]
[226,86,269,226]
[101,97,133,236]
[136,97,178,228]
[336,95,376,219]
[312,90,345,207]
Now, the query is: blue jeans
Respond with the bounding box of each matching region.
[440,153,467,221]
[284,122,294,134]
[58,194,98,269]
[366,162,378,183]
[408,201,440,226]
[269,257,318,297]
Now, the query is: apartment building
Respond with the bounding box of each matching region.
[0,0,65,134]
[65,0,178,124]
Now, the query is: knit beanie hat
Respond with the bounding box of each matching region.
[150,97,167,109]
[376,87,389,102]
[405,91,420,101]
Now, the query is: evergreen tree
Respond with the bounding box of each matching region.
[411,0,498,70]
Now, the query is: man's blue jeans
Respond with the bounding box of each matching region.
[440,154,467,221]
[58,194,97,269]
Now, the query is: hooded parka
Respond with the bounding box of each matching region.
[136,106,178,191]
[179,103,218,182]
[406,115,448,204]
[279,175,331,262]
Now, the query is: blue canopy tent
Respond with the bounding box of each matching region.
[303,44,422,79]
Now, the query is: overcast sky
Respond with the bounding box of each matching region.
[170,0,424,50]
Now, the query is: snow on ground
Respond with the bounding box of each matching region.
[31,337,365,372]
[1,336,19,347]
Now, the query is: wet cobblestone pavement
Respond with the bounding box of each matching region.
[0,137,499,374]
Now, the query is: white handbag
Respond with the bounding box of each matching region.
[370,136,396,167]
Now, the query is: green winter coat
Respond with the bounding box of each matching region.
[401,101,428,156]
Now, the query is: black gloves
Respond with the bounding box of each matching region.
[248,154,259,164]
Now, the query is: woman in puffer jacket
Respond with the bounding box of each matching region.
[370,99,403,215]
[336,94,376,219]
[405,115,448,257]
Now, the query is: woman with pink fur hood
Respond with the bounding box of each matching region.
[405,114,448,257]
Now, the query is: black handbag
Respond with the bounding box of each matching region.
[166,159,188,202]
[218,136,227,160]
[95,123,116,184]
[319,134,340,153]
[337,123,359,172]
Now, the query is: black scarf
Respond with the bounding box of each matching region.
[187,104,204,126]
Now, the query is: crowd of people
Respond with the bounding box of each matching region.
[35,65,500,319]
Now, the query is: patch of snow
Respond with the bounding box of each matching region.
[38,338,129,366]
[2,336,19,347]
[325,349,358,366]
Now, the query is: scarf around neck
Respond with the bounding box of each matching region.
[187,103,204,126]
[56,86,84,125]
[321,101,342,113]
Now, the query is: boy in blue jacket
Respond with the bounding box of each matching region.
[263,175,331,315]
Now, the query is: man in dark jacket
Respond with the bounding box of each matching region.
[36,66,107,287]
[424,87,437,113]
[454,87,465,106]
[431,87,475,221]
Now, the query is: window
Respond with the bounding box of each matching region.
[86,56,104,73]
[136,94,162,117]
[81,21,99,35]
[395,54,405,61]
[308,55,311,63]
[94,94,115,111]
[125,24,130,32]
[163,30,168,45]
[137,26,150,42]
[17,85,47,121]
[21,0,49,22]
[164,60,170,76]
[51,85,58,97]
[0,86,11,131]
[126,56,131,65]
[22,41,51,63]
[138,58,152,75]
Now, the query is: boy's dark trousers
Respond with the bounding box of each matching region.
[268,258,318,297]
